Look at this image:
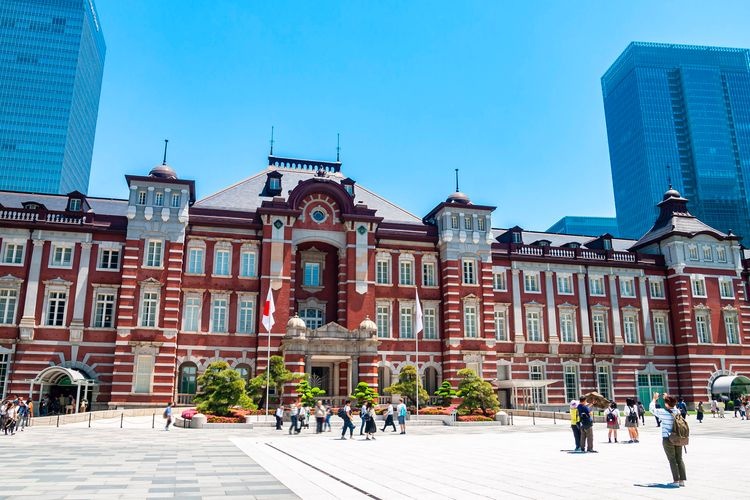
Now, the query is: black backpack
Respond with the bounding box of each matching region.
[337,407,347,419]
[606,410,616,423]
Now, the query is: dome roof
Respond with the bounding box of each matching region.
[287,313,306,330]
[446,191,470,204]
[663,187,682,200]
[149,163,177,180]
[359,315,377,334]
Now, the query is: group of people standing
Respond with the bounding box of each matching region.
[1,396,31,436]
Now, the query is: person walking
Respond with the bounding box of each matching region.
[606,402,620,443]
[733,397,741,418]
[577,396,595,453]
[382,402,397,432]
[397,398,408,435]
[696,402,704,423]
[676,398,688,419]
[364,401,377,440]
[637,401,646,425]
[325,406,332,432]
[297,404,307,432]
[569,400,581,451]
[624,398,639,443]
[163,401,174,431]
[710,399,717,418]
[739,399,747,420]
[340,400,355,440]
[649,392,686,487]
[274,405,284,430]
[359,402,368,435]
[16,398,28,432]
[314,401,326,434]
[288,402,299,435]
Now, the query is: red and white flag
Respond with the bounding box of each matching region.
[415,287,423,334]
[262,287,275,332]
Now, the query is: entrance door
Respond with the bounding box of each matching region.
[310,366,331,397]
[637,373,666,406]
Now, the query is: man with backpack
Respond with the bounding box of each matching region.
[163,401,174,431]
[339,400,355,440]
[576,396,596,453]
[649,392,687,487]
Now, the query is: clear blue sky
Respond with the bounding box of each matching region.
[90,1,750,231]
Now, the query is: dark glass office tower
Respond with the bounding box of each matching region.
[0,0,105,194]
[602,42,750,239]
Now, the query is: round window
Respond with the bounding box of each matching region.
[311,209,326,223]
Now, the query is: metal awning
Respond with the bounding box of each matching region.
[712,375,750,395]
[493,379,558,389]
[29,366,97,387]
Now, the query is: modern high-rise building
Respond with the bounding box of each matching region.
[0,0,106,194]
[602,42,750,240]
[546,216,619,238]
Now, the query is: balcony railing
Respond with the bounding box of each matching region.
[0,207,90,225]
[497,243,662,265]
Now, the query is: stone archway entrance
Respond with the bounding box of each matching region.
[29,366,97,415]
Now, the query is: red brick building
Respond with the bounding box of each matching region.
[1,157,749,411]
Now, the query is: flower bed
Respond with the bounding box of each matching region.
[457,415,494,422]
[418,406,457,415]
[206,415,245,424]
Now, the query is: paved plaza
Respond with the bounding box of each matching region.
[2,413,747,499]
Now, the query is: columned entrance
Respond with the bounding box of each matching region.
[28,366,97,415]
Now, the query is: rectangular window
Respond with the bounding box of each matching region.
[211,298,228,333]
[725,314,739,344]
[719,279,734,299]
[2,243,24,265]
[400,305,414,338]
[623,315,638,343]
[69,198,81,211]
[183,296,201,332]
[524,272,540,293]
[464,304,478,338]
[145,240,163,267]
[50,245,73,268]
[140,291,158,327]
[493,271,507,291]
[649,280,665,299]
[653,316,669,345]
[477,217,486,231]
[171,193,181,208]
[592,313,607,343]
[717,246,727,263]
[303,262,321,287]
[556,274,573,294]
[133,355,154,394]
[423,307,437,339]
[154,192,164,206]
[93,292,115,328]
[462,259,476,285]
[692,277,706,297]
[237,299,255,334]
[214,249,231,276]
[137,191,147,205]
[464,216,473,230]
[376,304,390,338]
[696,314,711,343]
[702,246,712,261]
[560,311,575,342]
[0,289,18,325]
[187,247,204,274]
[494,309,507,341]
[399,261,413,286]
[376,258,390,284]
[620,277,635,298]
[98,249,120,270]
[422,262,436,287]
[240,251,256,277]
[688,245,698,260]
[46,291,67,326]
[450,215,459,229]
[526,310,541,342]
[589,276,605,296]
[597,365,612,401]
[530,365,546,404]
[564,365,579,403]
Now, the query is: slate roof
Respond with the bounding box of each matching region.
[490,228,636,252]
[0,190,128,216]
[194,166,422,223]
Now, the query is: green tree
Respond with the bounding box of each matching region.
[352,382,378,405]
[296,377,326,406]
[434,380,457,406]
[193,360,250,416]
[456,368,500,416]
[247,355,302,407]
[383,365,429,406]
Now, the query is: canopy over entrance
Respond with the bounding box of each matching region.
[712,375,750,395]
[492,379,558,410]
[28,366,97,415]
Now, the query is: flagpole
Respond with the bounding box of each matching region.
[265,329,271,418]
[414,287,423,421]
[261,287,276,421]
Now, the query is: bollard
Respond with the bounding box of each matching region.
[152,412,155,429]
[88,412,92,428]
[56,413,60,428]
[553,411,556,424]
[510,412,514,426]
[120,412,124,428]
[532,412,536,425]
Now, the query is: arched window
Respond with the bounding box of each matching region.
[423,366,439,395]
[235,363,252,383]
[300,308,324,330]
[179,362,198,395]
[378,366,392,394]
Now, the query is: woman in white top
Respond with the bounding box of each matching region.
[605,402,621,443]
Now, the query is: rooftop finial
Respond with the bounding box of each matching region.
[269,126,274,155]
[455,168,459,192]
[162,139,169,165]
[336,133,340,162]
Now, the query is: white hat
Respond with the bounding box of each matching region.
[570,400,578,408]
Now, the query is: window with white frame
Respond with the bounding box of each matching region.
[688,245,699,260]
[719,278,734,299]
[69,198,81,211]
[133,354,154,393]
[183,295,201,332]
[145,240,163,267]
[423,306,437,339]
[300,308,324,330]
[400,304,414,338]
[98,248,120,270]
[589,275,605,296]
[596,365,613,401]
[462,259,477,285]
[463,302,478,338]
[702,245,712,261]
[50,244,73,268]
[140,290,159,327]
[623,313,639,343]
[695,311,711,343]
[376,302,390,338]
[239,249,256,277]
[0,351,9,397]
[1,241,24,265]
[653,313,669,345]
[171,193,181,208]
[649,279,665,299]
[93,291,116,328]
[237,296,255,334]
[46,290,67,326]
[187,246,204,274]
[620,277,635,298]
[422,261,437,287]
[213,244,231,277]
[376,254,391,285]
[592,312,608,343]
[450,215,459,229]
[524,271,540,293]
[0,289,18,325]
[526,309,542,342]
[529,364,546,404]
[154,191,164,206]
[557,273,573,295]
[464,215,473,230]
[137,190,147,205]
[211,296,228,333]
[399,257,414,286]
[716,246,727,263]
[564,364,579,403]
[493,270,507,291]
[691,276,706,297]
[494,307,508,341]
[724,311,739,344]
[303,262,321,287]
[477,217,486,231]
[559,309,576,342]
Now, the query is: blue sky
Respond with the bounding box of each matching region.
[90,1,750,231]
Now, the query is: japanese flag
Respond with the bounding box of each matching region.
[262,288,275,332]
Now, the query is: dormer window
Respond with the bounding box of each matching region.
[512,232,522,244]
[564,242,581,249]
[68,199,81,211]
[263,171,283,196]
[534,240,551,247]
[341,178,356,197]
[269,177,280,190]
[22,202,41,211]
[602,239,612,250]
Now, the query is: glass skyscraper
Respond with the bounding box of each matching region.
[602,42,750,240]
[0,0,105,194]
[546,216,619,238]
